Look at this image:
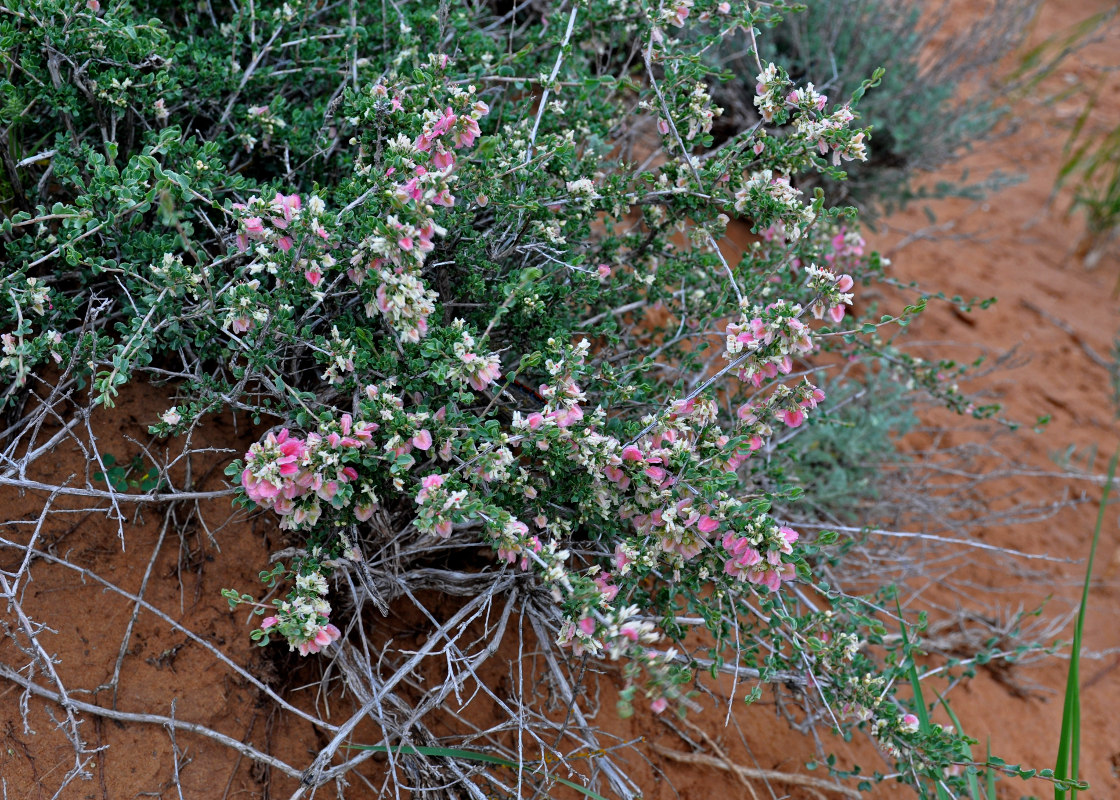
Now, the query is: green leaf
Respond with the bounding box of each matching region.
[1055,448,1117,799]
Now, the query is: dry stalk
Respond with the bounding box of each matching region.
[649,740,862,799]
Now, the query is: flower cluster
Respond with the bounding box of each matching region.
[795,104,868,165]
[246,103,287,150]
[494,518,543,570]
[322,324,357,384]
[753,62,790,123]
[241,415,376,530]
[721,523,799,591]
[725,300,816,384]
[678,81,721,142]
[752,60,869,166]
[346,79,490,343]
[414,472,470,538]
[448,319,502,391]
[255,563,343,656]
[233,192,328,254]
[149,252,206,299]
[226,192,336,332]
[733,169,815,239]
[805,264,855,323]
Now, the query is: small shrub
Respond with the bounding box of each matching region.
[0,0,1080,797]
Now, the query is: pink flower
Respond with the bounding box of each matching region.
[412,429,433,450]
[272,192,301,225]
[432,108,456,136]
[594,573,619,602]
[736,404,757,423]
[374,284,391,314]
[619,624,640,642]
[577,617,596,636]
[604,465,630,490]
[621,445,643,462]
[650,697,668,714]
[261,616,279,630]
[670,0,692,26]
[453,117,481,148]
[672,397,696,417]
[416,475,440,503]
[781,409,806,428]
[244,217,265,238]
[697,515,720,534]
[551,404,583,428]
[230,315,253,334]
[465,358,501,390]
[901,713,920,733]
[314,624,342,647]
[276,236,293,253]
[432,147,455,170]
[305,268,323,287]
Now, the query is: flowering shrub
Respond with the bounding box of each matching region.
[0,0,1080,797]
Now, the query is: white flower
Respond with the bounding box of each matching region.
[565,178,595,196]
[161,407,182,426]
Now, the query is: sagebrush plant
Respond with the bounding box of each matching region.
[0,0,1081,797]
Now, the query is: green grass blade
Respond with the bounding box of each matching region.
[896,602,929,729]
[349,744,611,800]
[1054,447,1118,799]
[897,601,943,799]
[936,690,981,799]
[986,739,997,799]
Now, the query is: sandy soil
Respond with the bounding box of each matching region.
[868,0,1120,796]
[2,1,1119,798]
